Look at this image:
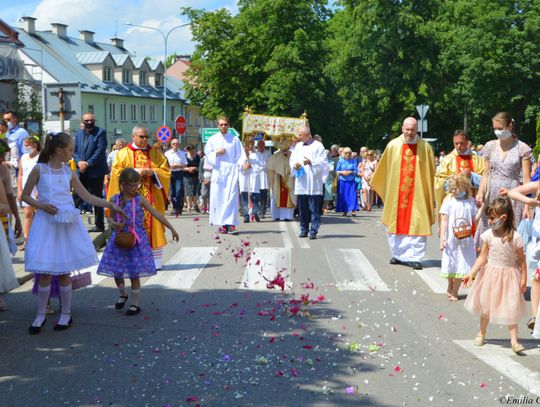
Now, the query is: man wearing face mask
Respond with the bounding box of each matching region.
[370,117,436,270]
[73,112,109,232]
[3,110,29,177]
[435,130,485,211]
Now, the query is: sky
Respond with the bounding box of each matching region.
[2,0,239,59]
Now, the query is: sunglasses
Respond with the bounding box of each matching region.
[137,135,149,139]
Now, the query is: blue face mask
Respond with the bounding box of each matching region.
[456,191,467,200]
[21,145,31,155]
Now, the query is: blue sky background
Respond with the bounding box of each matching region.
[2,0,239,58]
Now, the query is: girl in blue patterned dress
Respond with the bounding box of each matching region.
[98,168,178,316]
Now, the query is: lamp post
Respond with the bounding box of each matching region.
[124,22,190,126]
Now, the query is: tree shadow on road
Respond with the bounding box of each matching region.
[0,285,393,407]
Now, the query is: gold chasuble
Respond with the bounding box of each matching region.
[371,136,435,236]
[434,150,485,209]
[108,144,171,249]
[267,151,296,209]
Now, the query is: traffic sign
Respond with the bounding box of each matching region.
[201,128,240,143]
[156,125,172,143]
[416,105,429,119]
[418,119,428,133]
[175,115,187,135]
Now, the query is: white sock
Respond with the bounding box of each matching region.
[58,283,72,325]
[33,285,51,327]
[131,288,141,308]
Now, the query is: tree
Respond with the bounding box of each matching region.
[181,0,346,141]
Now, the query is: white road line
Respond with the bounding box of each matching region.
[278,221,294,249]
[454,339,540,396]
[240,247,292,291]
[415,267,448,294]
[87,253,105,288]
[324,248,390,291]
[288,221,310,249]
[144,247,217,290]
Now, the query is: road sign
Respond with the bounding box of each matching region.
[416,105,429,119]
[418,119,428,133]
[201,128,240,143]
[175,115,187,135]
[156,125,172,143]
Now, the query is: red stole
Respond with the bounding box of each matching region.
[456,154,474,173]
[396,144,417,234]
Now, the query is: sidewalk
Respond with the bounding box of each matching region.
[11,207,107,285]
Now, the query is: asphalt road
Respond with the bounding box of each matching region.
[0,209,538,407]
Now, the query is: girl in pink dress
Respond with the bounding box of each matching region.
[463,197,528,353]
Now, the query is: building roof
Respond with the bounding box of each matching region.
[15,26,186,101]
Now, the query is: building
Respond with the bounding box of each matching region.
[14,16,192,145]
[167,55,215,149]
[0,19,24,113]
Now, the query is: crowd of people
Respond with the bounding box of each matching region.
[0,110,538,353]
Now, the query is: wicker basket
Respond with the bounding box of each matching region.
[452,217,472,239]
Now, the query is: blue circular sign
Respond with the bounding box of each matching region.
[156,125,172,142]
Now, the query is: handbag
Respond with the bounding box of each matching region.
[113,196,139,250]
[331,176,338,193]
[71,270,92,290]
[452,217,473,239]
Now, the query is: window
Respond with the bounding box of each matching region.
[120,104,127,121]
[109,103,116,121]
[122,68,131,84]
[150,105,156,122]
[140,105,147,122]
[155,73,162,87]
[170,105,175,121]
[140,71,147,86]
[185,111,190,125]
[130,104,137,121]
[103,66,112,82]
[88,104,94,114]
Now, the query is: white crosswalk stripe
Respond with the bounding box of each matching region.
[324,248,390,291]
[144,247,217,290]
[240,247,292,291]
[454,339,540,396]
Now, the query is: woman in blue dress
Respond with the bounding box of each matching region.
[335,147,360,216]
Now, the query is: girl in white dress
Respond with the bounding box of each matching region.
[439,175,476,301]
[0,179,19,310]
[22,132,123,334]
[17,135,41,249]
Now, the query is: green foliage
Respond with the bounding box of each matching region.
[181,0,540,151]
[535,114,540,159]
[14,83,42,124]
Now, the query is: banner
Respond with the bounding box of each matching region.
[242,114,308,137]
[0,45,23,81]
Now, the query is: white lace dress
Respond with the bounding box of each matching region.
[25,163,98,275]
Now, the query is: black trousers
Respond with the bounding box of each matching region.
[79,173,105,229]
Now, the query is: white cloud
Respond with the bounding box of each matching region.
[24,0,239,58]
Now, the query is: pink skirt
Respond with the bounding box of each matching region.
[464,265,527,325]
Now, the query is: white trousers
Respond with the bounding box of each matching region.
[387,232,426,262]
[152,248,163,270]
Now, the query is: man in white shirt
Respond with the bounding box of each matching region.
[164,138,188,216]
[290,127,327,239]
[204,116,246,235]
[253,139,270,219]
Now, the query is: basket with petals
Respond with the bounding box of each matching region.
[452,217,472,239]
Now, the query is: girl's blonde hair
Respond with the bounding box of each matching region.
[487,197,515,243]
[449,174,471,199]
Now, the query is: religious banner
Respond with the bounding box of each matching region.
[242,113,308,137]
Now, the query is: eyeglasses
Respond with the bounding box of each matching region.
[218,124,229,127]
[137,135,149,139]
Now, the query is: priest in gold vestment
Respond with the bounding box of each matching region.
[435,130,485,210]
[267,137,296,221]
[108,126,171,268]
[370,117,435,270]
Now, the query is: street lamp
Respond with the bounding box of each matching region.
[124,21,190,126]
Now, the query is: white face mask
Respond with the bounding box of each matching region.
[494,129,512,140]
[7,122,14,130]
